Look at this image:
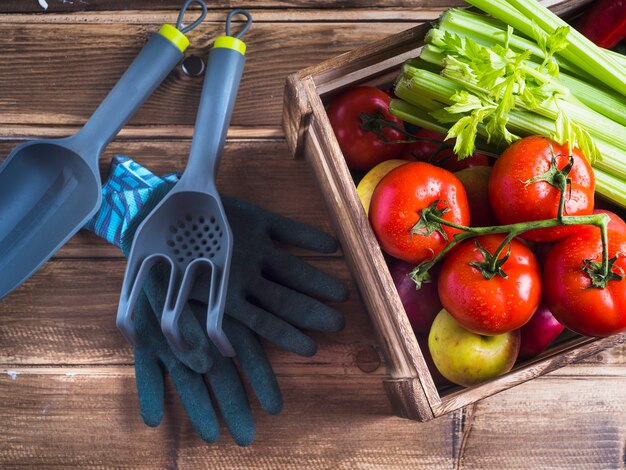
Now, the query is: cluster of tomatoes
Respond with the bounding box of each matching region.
[328,85,626,377]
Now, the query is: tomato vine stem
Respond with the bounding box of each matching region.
[410,202,611,288]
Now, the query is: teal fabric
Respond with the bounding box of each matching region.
[86,157,348,446]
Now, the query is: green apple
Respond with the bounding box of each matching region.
[428,309,520,387]
[356,159,407,215]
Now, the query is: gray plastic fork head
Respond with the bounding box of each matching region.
[116,191,235,356]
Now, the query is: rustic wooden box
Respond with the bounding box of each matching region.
[282,0,626,421]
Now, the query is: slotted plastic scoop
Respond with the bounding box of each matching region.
[0,0,207,300]
[116,9,253,356]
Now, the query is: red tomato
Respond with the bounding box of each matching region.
[369,162,470,264]
[438,234,542,335]
[488,136,595,242]
[543,229,626,337]
[327,86,405,170]
[578,209,626,238]
[402,129,490,172]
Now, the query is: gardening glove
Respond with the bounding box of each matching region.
[87,156,348,369]
[131,290,280,446]
[85,156,348,445]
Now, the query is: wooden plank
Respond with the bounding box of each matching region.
[3,1,465,13]
[1,367,625,468]
[0,125,284,140]
[455,374,626,470]
[2,0,586,13]
[0,19,407,129]
[0,139,336,258]
[0,257,381,373]
[0,369,456,469]
[0,9,457,23]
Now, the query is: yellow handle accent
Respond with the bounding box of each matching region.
[213,36,246,55]
[158,24,190,53]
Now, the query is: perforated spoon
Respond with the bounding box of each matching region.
[0,0,207,299]
[116,10,253,355]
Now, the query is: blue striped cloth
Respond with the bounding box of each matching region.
[84,156,179,248]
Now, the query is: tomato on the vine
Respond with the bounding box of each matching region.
[369,162,470,264]
[488,136,595,242]
[438,234,542,335]
[327,86,406,170]
[578,209,626,238]
[402,128,490,172]
[543,229,626,337]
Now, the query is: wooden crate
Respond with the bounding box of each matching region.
[282,0,626,421]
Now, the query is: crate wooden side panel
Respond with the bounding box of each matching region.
[283,74,311,160]
[300,77,439,421]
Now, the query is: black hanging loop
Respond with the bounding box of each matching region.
[176,0,208,34]
[225,9,253,39]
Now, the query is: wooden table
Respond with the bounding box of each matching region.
[1,1,625,468]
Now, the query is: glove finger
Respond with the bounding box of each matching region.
[251,278,345,332]
[224,318,282,416]
[264,250,349,303]
[143,263,213,374]
[223,195,338,253]
[134,346,165,428]
[268,212,339,254]
[161,352,221,444]
[205,342,255,447]
[229,298,317,357]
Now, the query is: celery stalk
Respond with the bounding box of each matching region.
[466,0,626,96]
[403,63,626,154]
[594,168,626,208]
[389,97,502,156]
[437,9,626,76]
[558,74,626,128]
[420,41,626,128]
[388,99,450,134]
[436,9,593,82]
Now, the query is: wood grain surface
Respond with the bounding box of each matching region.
[1,2,625,469]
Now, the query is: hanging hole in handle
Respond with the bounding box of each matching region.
[176,0,208,34]
[182,55,205,77]
[225,9,253,40]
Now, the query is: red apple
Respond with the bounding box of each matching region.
[518,303,565,361]
[454,166,498,227]
[389,259,442,335]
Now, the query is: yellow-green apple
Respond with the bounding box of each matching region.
[454,166,498,227]
[416,334,453,388]
[356,159,406,214]
[518,303,564,361]
[429,309,520,387]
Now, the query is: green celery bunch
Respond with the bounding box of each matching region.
[390,1,626,208]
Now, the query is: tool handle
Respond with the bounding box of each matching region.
[178,39,246,190]
[75,28,187,163]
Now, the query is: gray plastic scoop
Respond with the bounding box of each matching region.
[0,1,207,299]
[116,10,252,356]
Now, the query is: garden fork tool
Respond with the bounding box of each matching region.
[116,9,253,356]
